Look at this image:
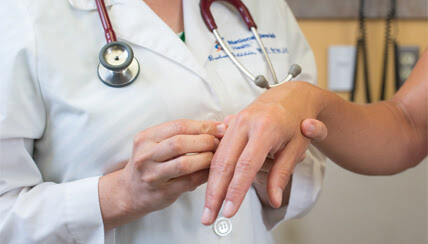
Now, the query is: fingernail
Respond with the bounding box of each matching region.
[307,123,315,134]
[201,207,212,224]
[216,123,226,134]
[276,188,283,207]
[223,201,235,217]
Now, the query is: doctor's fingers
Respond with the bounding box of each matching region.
[267,138,309,208]
[301,119,328,141]
[155,152,214,181]
[221,135,272,218]
[151,134,219,162]
[201,125,248,225]
[143,120,227,142]
[167,169,210,195]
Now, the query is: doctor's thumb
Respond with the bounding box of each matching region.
[301,119,328,141]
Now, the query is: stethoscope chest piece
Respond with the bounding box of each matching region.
[97,41,140,87]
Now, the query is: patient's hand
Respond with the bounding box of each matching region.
[252,158,293,208]
[201,81,328,225]
[301,119,328,141]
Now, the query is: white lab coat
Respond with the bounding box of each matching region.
[0,0,325,243]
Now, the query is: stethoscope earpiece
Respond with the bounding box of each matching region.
[97,41,140,87]
[254,75,269,89]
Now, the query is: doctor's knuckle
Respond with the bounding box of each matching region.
[168,137,183,154]
[203,135,216,148]
[175,157,189,174]
[200,121,215,134]
[141,172,160,184]
[134,153,152,164]
[171,120,188,134]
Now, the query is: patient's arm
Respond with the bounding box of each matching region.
[302,48,428,175]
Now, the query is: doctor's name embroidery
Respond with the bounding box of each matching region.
[208,33,288,62]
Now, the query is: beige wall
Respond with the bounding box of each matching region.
[272,20,428,244]
[273,159,427,244]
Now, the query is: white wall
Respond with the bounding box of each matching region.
[273,158,428,244]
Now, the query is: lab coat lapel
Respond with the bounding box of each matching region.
[109,0,208,80]
[183,0,252,74]
[183,0,217,69]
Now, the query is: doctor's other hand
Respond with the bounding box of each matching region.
[201,81,326,225]
[98,120,226,231]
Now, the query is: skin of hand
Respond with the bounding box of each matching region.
[223,115,313,209]
[299,49,428,175]
[252,158,294,208]
[300,119,328,141]
[201,81,325,225]
[98,120,226,231]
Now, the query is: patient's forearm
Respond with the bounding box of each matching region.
[315,94,424,175]
[313,49,427,175]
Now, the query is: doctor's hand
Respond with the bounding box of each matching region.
[99,120,226,231]
[201,81,327,225]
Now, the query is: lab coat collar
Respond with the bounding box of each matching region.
[69,0,209,80]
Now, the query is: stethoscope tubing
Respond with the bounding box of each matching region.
[95,0,117,43]
[94,0,301,88]
[95,0,140,87]
[201,0,301,89]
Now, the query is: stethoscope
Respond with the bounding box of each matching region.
[95,0,302,88]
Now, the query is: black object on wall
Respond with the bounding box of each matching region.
[351,0,400,102]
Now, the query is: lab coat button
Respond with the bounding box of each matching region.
[213,217,232,237]
[206,113,223,122]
